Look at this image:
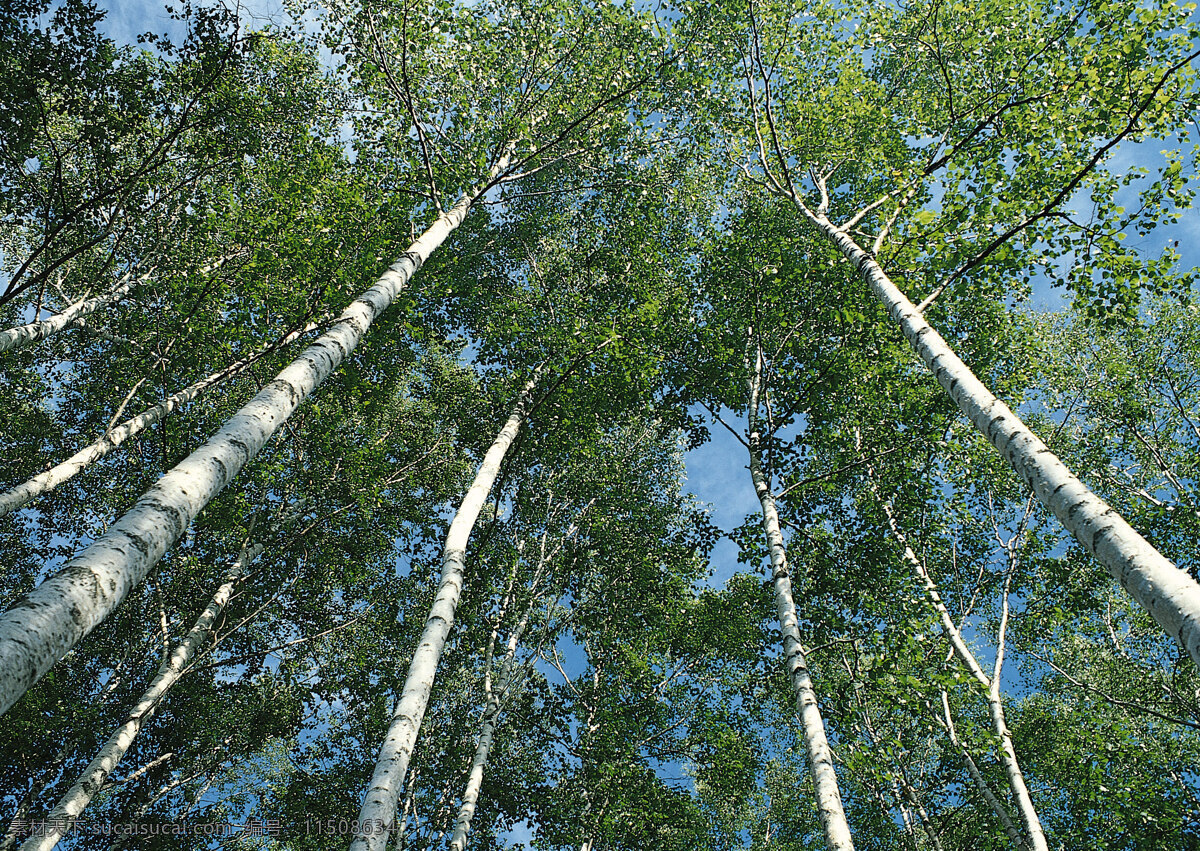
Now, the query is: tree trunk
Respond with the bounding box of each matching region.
[746,340,855,851]
[0,322,318,519]
[894,773,944,851]
[0,270,142,355]
[447,604,535,851]
[351,372,539,851]
[874,492,1046,851]
[0,152,511,717]
[939,690,1028,850]
[806,211,1200,669]
[858,706,942,851]
[18,542,262,851]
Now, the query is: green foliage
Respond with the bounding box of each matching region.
[3,0,1200,849]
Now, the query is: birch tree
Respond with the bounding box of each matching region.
[18,538,263,851]
[352,373,541,850]
[0,319,322,519]
[695,0,1200,666]
[746,334,855,851]
[0,269,144,355]
[7,0,1200,846]
[0,0,674,717]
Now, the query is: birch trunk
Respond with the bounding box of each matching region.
[447,607,534,851]
[875,494,1046,851]
[895,777,944,851]
[447,502,583,851]
[805,211,1200,668]
[940,691,1028,850]
[859,708,942,851]
[0,151,511,717]
[746,342,855,851]
[0,322,318,519]
[0,270,141,355]
[350,373,539,851]
[18,542,262,851]
[445,692,505,851]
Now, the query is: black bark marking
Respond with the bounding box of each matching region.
[122,529,154,558]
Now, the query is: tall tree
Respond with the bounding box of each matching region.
[0,0,671,716]
[691,0,1200,666]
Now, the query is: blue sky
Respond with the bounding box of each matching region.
[90,0,286,45]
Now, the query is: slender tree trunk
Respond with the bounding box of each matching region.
[745,340,855,851]
[447,609,534,851]
[858,707,942,851]
[351,372,539,851]
[389,766,419,851]
[989,566,1047,851]
[0,151,512,717]
[894,773,944,851]
[873,491,1046,851]
[116,751,174,787]
[883,778,920,850]
[805,210,1200,668]
[863,777,916,851]
[0,270,142,355]
[0,322,318,519]
[939,690,1028,850]
[446,707,502,851]
[18,542,262,851]
[447,503,581,851]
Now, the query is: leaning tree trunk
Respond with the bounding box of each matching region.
[939,690,1027,849]
[446,628,528,851]
[745,341,855,851]
[447,501,584,851]
[0,269,143,355]
[804,210,1200,668]
[875,490,1046,851]
[0,150,512,717]
[351,373,540,851]
[18,542,262,851]
[0,321,318,519]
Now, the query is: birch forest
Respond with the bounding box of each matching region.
[4,0,1200,847]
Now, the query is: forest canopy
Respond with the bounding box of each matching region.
[2,0,1200,849]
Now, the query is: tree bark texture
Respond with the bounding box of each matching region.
[0,271,141,355]
[350,372,539,851]
[447,595,536,851]
[746,342,855,851]
[0,156,509,717]
[17,543,262,851]
[808,212,1200,669]
[878,495,1046,851]
[0,322,318,519]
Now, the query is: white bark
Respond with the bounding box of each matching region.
[0,322,318,520]
[447,596,535,851]
[895,777,944,851]
[0,271,141,355]
[0,155,510,717]
[940,691,1027,850]
[350,373,539,851]
[746,342,855,851]
[807,212,1200,668]
[875,495,1046,851]
[445,689,503,851]
[858,708,942,851]
[17,543,262,851]
[990,566,1047,851]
